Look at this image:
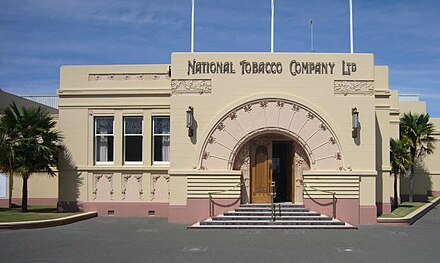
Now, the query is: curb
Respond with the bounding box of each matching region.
[0,211,98,230]
[377,196,440,226]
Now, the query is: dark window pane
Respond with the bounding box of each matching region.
[125,117,142,134]
[154,136,162,161]
[125,136,142,162]
[96,117,113,134]
[154,117,170,134]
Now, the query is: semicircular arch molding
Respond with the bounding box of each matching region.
[199,98,344,171]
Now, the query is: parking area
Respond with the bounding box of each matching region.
[1,206,439,263]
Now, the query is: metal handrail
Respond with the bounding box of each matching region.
[270,181,276,222]
[297,179,337,219]
[207,178,248,218]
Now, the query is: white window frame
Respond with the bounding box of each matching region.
[94,116,114,165]
[124,116,144,165]
[152,116,170,165]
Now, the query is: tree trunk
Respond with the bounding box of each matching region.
[21,175,28,212]
[8,172,13,208]
[393,168,398,210]
[409,163,414,203]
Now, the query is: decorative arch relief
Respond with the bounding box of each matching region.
[200,99,343,171]
[150,174,170,202]
[93,173,114,201]
[122,174,143,201]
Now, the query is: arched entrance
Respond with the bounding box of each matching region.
[199,98,343,204]
[232,132,311,204]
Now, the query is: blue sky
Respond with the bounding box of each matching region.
[1,0,440,115]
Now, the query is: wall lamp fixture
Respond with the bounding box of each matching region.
[352,107,360,138]
[186,106,194,137]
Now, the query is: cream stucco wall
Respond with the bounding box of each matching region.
[12,173,58,201]
[424,118,440,195]
[58,64,172,205]
[373,66,396,212]
[171,53,377,171]
[169,52,380,210]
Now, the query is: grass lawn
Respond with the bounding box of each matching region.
[0,206,78,223]
[379,197,435,218]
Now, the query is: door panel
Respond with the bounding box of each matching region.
[251,141,272,203]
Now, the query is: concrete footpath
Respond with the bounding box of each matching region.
[2,197,438,230]
[378,196,440,225]
[0,206,439,263]
[0,212,97,230]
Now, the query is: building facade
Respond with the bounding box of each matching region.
[57,52,440,225]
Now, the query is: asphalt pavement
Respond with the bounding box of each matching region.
[1,205,439,263]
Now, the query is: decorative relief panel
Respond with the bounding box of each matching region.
[171,79,212,95]
[122,174,143,201]
[233,143,251,203]
[88,73,169,81]
[334,80,374,96]
[93,174,113,201]
[200,99,344,171]
[294,143,311,204]
[150,174,170,202]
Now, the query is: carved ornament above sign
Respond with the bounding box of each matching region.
[334,80,374,97]
[171,79,212,95]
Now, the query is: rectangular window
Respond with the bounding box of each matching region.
[95,117,114,164]
[124,116,143,163]
[153,117,170,163]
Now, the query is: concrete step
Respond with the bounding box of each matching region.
[223,211,321,217]
[200,219,345,226]
[188,203,357,230]
[240,204,305,208]
[235,208,309,212]
[189,222,356,229]
[212,215,332,221]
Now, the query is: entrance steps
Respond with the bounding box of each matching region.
[189,203,356,229]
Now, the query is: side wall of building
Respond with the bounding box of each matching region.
[0,92,59,208]
[398,101,440,200]
[58,64,173,217]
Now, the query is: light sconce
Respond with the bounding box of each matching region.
[186,106,194,137]
[352,107,360,138]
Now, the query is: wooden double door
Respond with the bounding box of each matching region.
[250,140,294,203]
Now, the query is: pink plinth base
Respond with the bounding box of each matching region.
[0,199,8,208]
[169,198,241,224]
[376,201,392,215]
[303,198,377,225]
[428,190,440,197]
[360,205,378,224]
[11,198,58,206]
[57,201,169,217]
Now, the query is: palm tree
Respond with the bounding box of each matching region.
[0,128,16,208]
[400,112,436,202]
[390,138,410,210]
[0,102,63,212]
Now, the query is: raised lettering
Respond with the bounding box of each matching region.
[187,59,195,75]
[276,62,283,74]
